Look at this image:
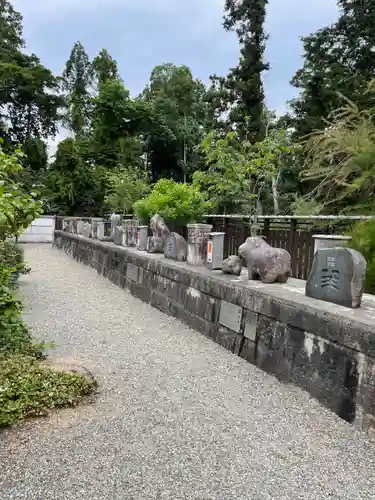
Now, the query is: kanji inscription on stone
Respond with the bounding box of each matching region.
[306,247,366,309]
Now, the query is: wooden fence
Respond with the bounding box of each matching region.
[204,215,374,280]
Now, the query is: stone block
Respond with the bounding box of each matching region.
[126,263,139,282]
[306,247,366,308]
[164,232,187,262]
[244,310,258,341]
[219,300,243,333]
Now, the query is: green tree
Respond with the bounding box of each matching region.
[92,48,119,87]
[105,167,149,215]
[62,42,92,136]
[208,0,269,141]
[291,0,375,139]
[296,90,375,215]
[141,63,208,181]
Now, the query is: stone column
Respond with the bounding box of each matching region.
[313,235,352,254]
[110,213,121,240]
[137,226,148,251]
[187,223,213,266]
[97,222,105,240]
[122,219,138,247]
[91,218,104,239]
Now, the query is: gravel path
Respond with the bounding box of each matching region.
[1,244,375,500]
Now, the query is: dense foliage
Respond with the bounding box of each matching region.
[0,145,95,427]
[349,219,375,295]
[2,0,375,220]
[134,179,211,224]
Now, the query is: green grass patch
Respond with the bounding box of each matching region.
[0,354,95,427]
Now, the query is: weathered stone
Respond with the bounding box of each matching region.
[76,220,85,235]
[122,219,138,247]
[147,214,170,253]
[238,236,291,283]
[137,226,148,251]
[164,232,187,262]
[221,255,242,275]
[83,222,92,238]
[97,222,105,240]
[306,247,366,309]
[110,213,121,239]
[219,300,243,333]
[187,223,212,266]
[113,225,123,246]
[90,218,104,239]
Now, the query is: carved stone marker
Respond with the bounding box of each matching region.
[123,219,138,247]
[306,247,366,309]
[238,236,291,283]
[187,223,212,266]
[110,213,121,239]
[164,232,187,262]
[113,225,123,246]
[76,220,84,235]
[83,222,92,238]
[147,214,170,253]
[222,255,242,276]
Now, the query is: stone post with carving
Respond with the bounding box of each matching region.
[187,223,213,266]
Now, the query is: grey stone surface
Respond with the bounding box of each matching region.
[126,263,139,282]
[239,236,291,283]
[113,226,123,246]
[219,300,243,333]
[3,244,375,500]
[306,247,366,309]
[148,214,170,253]
[164,232,187,262]
[222,255,242,275]
[187,223,212,266]
[244,310,258,341]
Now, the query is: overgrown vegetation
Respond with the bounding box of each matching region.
[0,145,95,427]
[349,219,375,295]
[3,0,375,220]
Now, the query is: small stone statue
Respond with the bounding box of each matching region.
[164,232,187,262]
[147,214,170,253]
[238,236,291,284]
[221,255,242,276]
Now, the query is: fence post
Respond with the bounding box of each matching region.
[263,218,270,240]
[289,218,297,277]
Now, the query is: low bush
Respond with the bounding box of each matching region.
[348,219,375,294]
[134,178,212,225]
[0,145,96,428]
[0,354,94,427]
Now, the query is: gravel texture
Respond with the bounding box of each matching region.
[1,244,375,500]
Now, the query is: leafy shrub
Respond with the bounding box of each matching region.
[0,354,95,427]
[105,167,150,215]
[134,179,212,225]
[348,219,375,294]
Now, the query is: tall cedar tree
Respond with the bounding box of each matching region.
[63,42,92,136]
[291,0,375,138]
[221,0,269,141]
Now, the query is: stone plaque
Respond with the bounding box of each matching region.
[164,233,187,262]
[219,300,243,333]
[126,263,139,282]
[244,310,258,341]
[306,247,366,309]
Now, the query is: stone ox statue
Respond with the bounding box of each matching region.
[147,214,170,253]
[238,236,291,284]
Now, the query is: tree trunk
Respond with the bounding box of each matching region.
[271,176,279,214]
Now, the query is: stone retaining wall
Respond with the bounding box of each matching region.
[54,230,375,429]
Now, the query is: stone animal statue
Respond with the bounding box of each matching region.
[238,236,291,284]
[147,214,170,253]
[221,255,242,276]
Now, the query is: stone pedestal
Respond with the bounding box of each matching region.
[187,223,213,266]
[97,222,105,240]
[137,226,148,251]
[206,232,225,270]
[110,214,121,239]
[91,218,104,239]
[123,219,138,247]
[313,235,352,254]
